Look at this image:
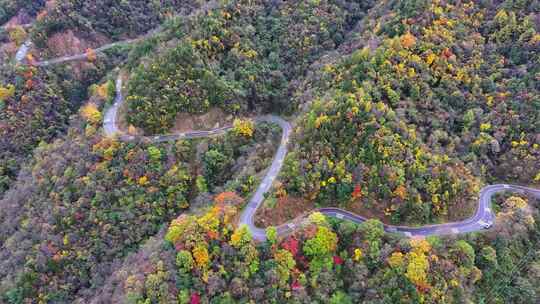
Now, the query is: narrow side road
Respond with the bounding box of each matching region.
[13,1,219,65]
[104,76,540,241]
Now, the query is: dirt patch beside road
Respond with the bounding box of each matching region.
[254,195,314,228]
[171,108,236,132]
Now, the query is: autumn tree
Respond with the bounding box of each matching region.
[405,239,431,288]
[351,184,362,200]
[8,26,27,46]
[400,32,416,49]
[86,48,97,62]
[230,225,252,249]
[233,118,254,138]
[274,249,296,287]
[0,84,15,101]
[192,244,210,271]
[214,191,244,206]
[80,102,102,125]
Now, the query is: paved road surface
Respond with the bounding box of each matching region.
[104,76,540,241]
[15,39,30,62]
[14,7,537,241]
[13,1,219,66]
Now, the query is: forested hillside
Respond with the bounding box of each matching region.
[30,0,204,49]
[0,0,539,303]
[0,0,45,25]
[125,0,375,134]
[0,42,126,196]
[258,0,540,225]
[0,84,280,301]
[0,64,68,195]
[94,194,540,303]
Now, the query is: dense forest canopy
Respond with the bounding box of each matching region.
[0,84,280,301]
[0,0,45,25]
[262,0,540,225]
[125,0,375,134]
[0,0,539,303]
[29,0,204,48]
[94,193,540,303]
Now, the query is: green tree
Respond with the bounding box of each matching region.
[176,250,194,273]
[452,240,476,268]
[266,226,277,245]
[203,149,229,187]
[303,226,338,273]
[148,146,162,162]
[330,291,353,304]
[274,249,296,287]
[359,219,385,267]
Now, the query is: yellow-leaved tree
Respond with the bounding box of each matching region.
[80,103,102,125]
[0,84,15,101]
[230,224,252,248]
[405,239,431,288]
[192,244,210,270]
[233,118,254,138]
[8,26,27,46]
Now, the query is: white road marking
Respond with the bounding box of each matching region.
[403,232,412,237]
[503,184,510,189]
[485,207,491,213]
[451,228,459,234]
[287,223,295,229]
[336,213,344,219]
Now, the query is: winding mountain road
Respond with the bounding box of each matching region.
[12,10,539,241]
[13,1,219,66]
[104,76,540,241]
[14,36,145,66]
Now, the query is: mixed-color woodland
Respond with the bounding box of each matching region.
[0,0,539,303]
